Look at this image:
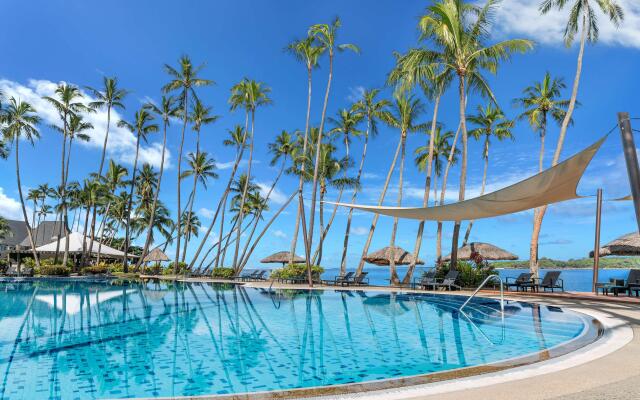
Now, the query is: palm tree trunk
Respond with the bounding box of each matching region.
[311,188,344,265]
[181,172,199,263]
[450,76,468,270]
[214,196,228,268]
[14,138,40,269]
[317,186,326,267]
[529,16,586,278]
[137,119,169,269]
[174,90,189,274]
[232,111,255,273]
[306,53,334,286]
[355,137,403,276]
[123,132,142,273]
[436,121,462,265]
[98,106,112,177]
[403,95,440,284]
[291,66,314,264]
[389,133,407,285]
[55,125,68,264]
[96,201,112,265]
[463,135,489,246]
[340,118,370,275]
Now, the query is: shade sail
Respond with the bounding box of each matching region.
[35,232,136,259]
[330,136,605,221]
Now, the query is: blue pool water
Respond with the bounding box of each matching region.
[0,279,589,399]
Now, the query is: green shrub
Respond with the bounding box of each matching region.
[83,264,109,275]
[164,262,188,275]
[36,265,71,276]
[437,261,497,288]
[211,267,235,279]
[0,259,7,274]
[106,262,124,273]
[40,258,73,268]
[22,258,36,268]
[142,264,163,275]
[270,264,324,281]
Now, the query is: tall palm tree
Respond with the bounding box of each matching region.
[137,96,180,268]
[306,17,359,285]
[419,0,533,268]
[86,77,128,176]
[0,217,9,240]
[117,109,159,271]
[285,35,324,265]
[228,79,272,271]
[1,98,41,268]
[162,55,213,272]
[180,151,218,262]
[462,104,514,245]
[27,188,40,228]
[514,73,570,173]
[381,93,426,285]
[43,83,88,265]
[190,99,219,155]
[530,0,624,277]
[414,126,458,262]
[62,114,92,182]
[95,160,128,263]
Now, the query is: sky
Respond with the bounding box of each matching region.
[1,0,640,271]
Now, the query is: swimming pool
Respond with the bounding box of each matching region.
[0,279,598,399]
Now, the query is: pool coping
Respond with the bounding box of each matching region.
[112,293,627,400]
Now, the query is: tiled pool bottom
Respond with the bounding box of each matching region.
[0,279,597,399]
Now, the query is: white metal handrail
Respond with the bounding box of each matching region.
[459,274,504,317]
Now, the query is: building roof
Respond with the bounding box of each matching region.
[19,221,69,248]
[0,219,29,247]
[35,232,137,259]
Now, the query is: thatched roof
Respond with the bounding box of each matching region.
[590,232,640,257]
[260,251,305,264]
[143,247,170,262]
[444,242,518,261]
[362,246,424,266]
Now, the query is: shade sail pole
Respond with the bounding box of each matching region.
[592,188,603,293]
[618,112,640,233]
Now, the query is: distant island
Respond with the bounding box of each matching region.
[493,257,640,270]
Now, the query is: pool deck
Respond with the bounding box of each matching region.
[148,277,640,400]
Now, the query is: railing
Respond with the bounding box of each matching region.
[459,274,504,317]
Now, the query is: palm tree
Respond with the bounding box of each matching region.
[162,55,213,272]
[228,79,272,271]
[462,104,514,245]
[419,0,533,268]
[381,93,426,285]
[86,77,129,176]
[530,0,624,277]
[190,99,219,155]
[285,35,324,265]
[63,114,92,182]
[514,73,570,173]
[1,98,42,268]
[306,17,359,285]
[95,160,128,263]
[27,188,40,228]
[43,83,88,265]
[414,126,458,262]
[180,151,218,262]
[0,217,9,240]
[117,109,159,271]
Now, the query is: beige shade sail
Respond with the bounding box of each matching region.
[329,136,606,221]
[363,246,424,266]
[443,242,518,261]
[590,232,640,257]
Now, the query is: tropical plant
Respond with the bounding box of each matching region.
[419,0,533,268]
[0,216,8,240]
[1,98,42,267]
[530,0,624,277]
[117,109,159,271]
[95,160,128,263]
[163,55,213,272]
[190,98,219,154]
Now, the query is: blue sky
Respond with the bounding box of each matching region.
[1,0,639,270]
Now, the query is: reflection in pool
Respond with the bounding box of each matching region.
[0,279,588,399]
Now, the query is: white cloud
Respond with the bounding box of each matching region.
[217,159,259,170]
[257,182,287,205]
[347,86,365,102]
[491,0,640,48]
[0,187,29,220]
[362,172,381,180]
[273,229,287,238]
[198,207,215,219]
[0,78,170,168]
[351,226,369,236]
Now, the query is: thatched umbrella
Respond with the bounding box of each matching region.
[260,251,305,266]
[143,247,170,263]
[362,246,424,266]
[443,242,518,261]
[590,232,640,257]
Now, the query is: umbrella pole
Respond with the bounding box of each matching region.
[592,188,603,293]
[618,113,640,233]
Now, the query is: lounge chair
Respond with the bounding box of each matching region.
[235,270,259,281]
[324,272,354,286]
[253,270,268,281]
[433,270,461,291]
[504,273,533,292]
[521,271,564,292]
[597,278,627,296]
[416,270,437,290]
[346,272,369,286]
